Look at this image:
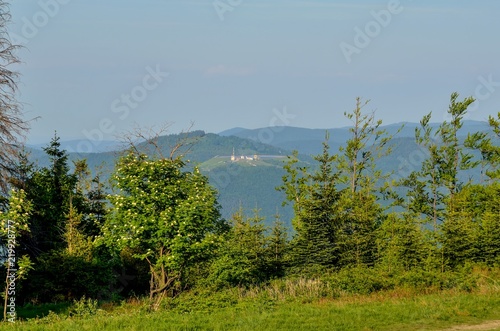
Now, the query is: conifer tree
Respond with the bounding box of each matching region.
[266,214,288,278]
[376,212,426,272]
[464,112,500,182]
[402,93,478,231]
[287,137,341,269]
[207,208,269,287]
[335,98,394,267]
[442,183,500,267]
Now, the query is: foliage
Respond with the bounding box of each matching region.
[24,249,116,302]
[282,98,394,269]
[0,189,33,320]
[376,212,427,272]
[326,266,393,295]
[287,137,341,268]
[401,93,478,230]
[1,93,499,325]
[4,136,119,304]
[15,135,88,255]
[0,188,32,238]
[5,269,500,330]
[206,209,287,288]
[266,214,288,279]
[101,152,227,301]
[68,296,102,318]
[442,183,500,267]
[464,111,500,181]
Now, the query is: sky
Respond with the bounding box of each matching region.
[7,0,500,148]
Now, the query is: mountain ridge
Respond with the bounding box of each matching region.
[25,120,494,225]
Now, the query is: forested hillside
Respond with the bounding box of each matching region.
[26,119,495,224]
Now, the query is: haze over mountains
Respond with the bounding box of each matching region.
[27,120,493,226]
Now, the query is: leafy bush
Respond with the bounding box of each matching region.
[24,250,117,303]
[69,296,102,318]
[326,267,394,295]
[34,310,63,324]
[161,288,239,313]
[395,266,479,292]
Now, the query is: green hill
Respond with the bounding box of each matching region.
[28,131,295,225]
[27,121,494,227]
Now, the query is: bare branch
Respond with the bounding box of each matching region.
[116,121,199,161]
[0,2,35,193]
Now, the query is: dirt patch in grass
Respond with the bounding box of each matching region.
[443,320,500,331]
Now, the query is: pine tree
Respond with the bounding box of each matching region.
[335,98,395,267]
[265,213,288,278]
[25,135,81,253]
[206,208,269,287]
[399,93,480,270]
[376,212,427,272]
[403,93,478,230]
[464,112,500,182]
[288,136,341,269]
[442,183,500,267]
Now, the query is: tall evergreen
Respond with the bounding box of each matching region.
[335,98,395,267]
[287,137,341,269]
[266,214,288,278]
[26,135,81,253]
[401,93,478,231]
[442,183,500,267]
[206,208,268,288]
[376,212,426,272]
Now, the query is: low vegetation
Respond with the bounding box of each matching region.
[4,270,500,330]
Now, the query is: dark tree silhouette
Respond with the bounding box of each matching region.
[0,1,30,194]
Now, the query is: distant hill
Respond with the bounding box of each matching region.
[27,131,295,224]
[219,120,491,155]
[27,121,494,227]
[28,139,124,154]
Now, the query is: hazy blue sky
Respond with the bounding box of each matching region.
[8,0,500,146]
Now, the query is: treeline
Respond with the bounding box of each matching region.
[1,93,500,310]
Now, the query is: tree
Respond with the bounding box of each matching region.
[101,152,226,307]
[72,160,107,239]
[435,94,477,209]
[207,208,269,288]
[464,112,500,182]
[280,98,396,270]
[376,212,426,272]
[402,93,478,231]
[266,214,288,278]
[281,136,342,270]
[22,135,82,254]
[9,136,116,303]
[0,189,33,320]
[0,2,31,194]
[442,183,500,267]
[277,150,309,230]
[335,98,395,267]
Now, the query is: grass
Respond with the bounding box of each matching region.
[2,287,500,331]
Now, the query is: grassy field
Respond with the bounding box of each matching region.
[2,287,500,331]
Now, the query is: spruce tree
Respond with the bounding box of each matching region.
[266,214,288,278]
[288,137,341,269]
[335,98,394,267]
